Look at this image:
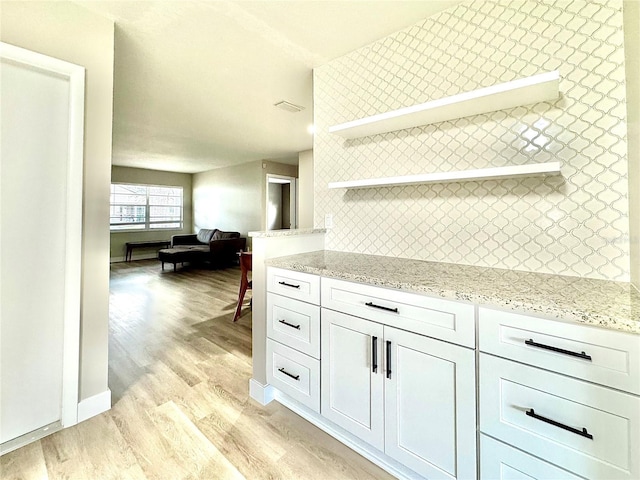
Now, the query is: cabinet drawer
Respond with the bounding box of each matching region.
[267,293,320,359]
[266,339,320,412]
[267,267,320,305]
[321,277,475,347]
[480,434,583,480]
[479,307,640,394]
[480,354,640,480]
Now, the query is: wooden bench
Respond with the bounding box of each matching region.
[125,240,171,262]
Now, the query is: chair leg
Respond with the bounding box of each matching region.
[233,279,248,322]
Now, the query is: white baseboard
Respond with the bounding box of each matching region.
[273,390,421,480]
[0,421,62,456]
[77,389,111,422]
[249,378,275,405]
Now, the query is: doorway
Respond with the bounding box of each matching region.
[0,42,84,454]
[266,175,297,231]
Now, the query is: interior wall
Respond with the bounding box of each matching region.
[282,183,291,229]
[314,0,630,281]
[193,160,263,244]
[624,1,640,290]
[260,161,299,230]
[298,150,314,228]
[1,1,114,400]
[110,166,193,261]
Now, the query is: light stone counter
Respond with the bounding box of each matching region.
[267,250,640,335]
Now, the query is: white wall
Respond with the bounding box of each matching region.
[193,160,263,239]
[624,1,640,290]
[110,166,193,261]
[314,0,631,281]
[298,150,314,228]
[1,1,114,400]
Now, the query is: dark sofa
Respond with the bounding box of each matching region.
[158,228,246,271]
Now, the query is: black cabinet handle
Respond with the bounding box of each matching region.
[526,408,593,440]
[525,339,592,361]
[278,367,300,381]
[278,281,300,289]
[278,319,301,330]
[372,336,378,373]
[365,301,399,314]
[386,340,392,379]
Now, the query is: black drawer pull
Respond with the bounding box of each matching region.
[278,281,300,289]
[278,367,300,381]
[278,319,301,330]
[365,301,399,314]
[525,339,592,361]
[526,408,593,440]
[386,340,392,379]
[372,336,378,373]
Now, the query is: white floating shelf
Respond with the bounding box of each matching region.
[328,162,562,189]
[329,71,560,139]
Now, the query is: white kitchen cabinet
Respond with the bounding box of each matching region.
[321,309,384,449]
[266,268,321,412]
[385,327,476,480]
[321,308,477,480]
[480,434,584,480]
[479,306,640,480]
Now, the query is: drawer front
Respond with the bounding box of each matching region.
[267,293,320,359]
[480,354,640,480]
[321,277,475,347]
[266,339,320,412]
[479,307,640,394]
[267,267,320,305]
[480,435,583,480]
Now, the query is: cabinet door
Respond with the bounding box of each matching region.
[321,309,384,450]
[384,326,476,480]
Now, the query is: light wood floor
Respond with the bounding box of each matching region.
[1,260,393,480]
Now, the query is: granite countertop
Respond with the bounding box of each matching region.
[249,228,327,238]
[267,250,640,335]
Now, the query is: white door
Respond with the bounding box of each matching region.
[321,309,384,450]
[0,43,83,452]
[384,326,477,480]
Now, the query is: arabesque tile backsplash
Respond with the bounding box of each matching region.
[313,0,630,281]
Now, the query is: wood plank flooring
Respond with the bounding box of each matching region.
[1,260,393,480]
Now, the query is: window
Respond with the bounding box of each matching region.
[110,183,183,231]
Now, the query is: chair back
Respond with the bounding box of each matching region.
[239,251,252,273]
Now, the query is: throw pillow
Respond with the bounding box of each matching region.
[196,228,217,244]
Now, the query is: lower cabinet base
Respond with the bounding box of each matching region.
[271,388,427,480]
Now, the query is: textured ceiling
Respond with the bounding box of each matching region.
[76,1,463,173]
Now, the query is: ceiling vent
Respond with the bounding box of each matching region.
[274,100,305,113]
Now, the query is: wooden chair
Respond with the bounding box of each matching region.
[233,251,252,322]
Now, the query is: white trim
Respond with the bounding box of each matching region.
[329,70,560,139]
[0,42,85,430]
[249,378,275,405]
[0,421,62,456]
[273,391,422,480]
[328,162,562,189]
[77,390,112,423]
[266,174,298,230]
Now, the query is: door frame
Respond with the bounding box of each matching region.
[1,42,84,430]
[265,174,297,230]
